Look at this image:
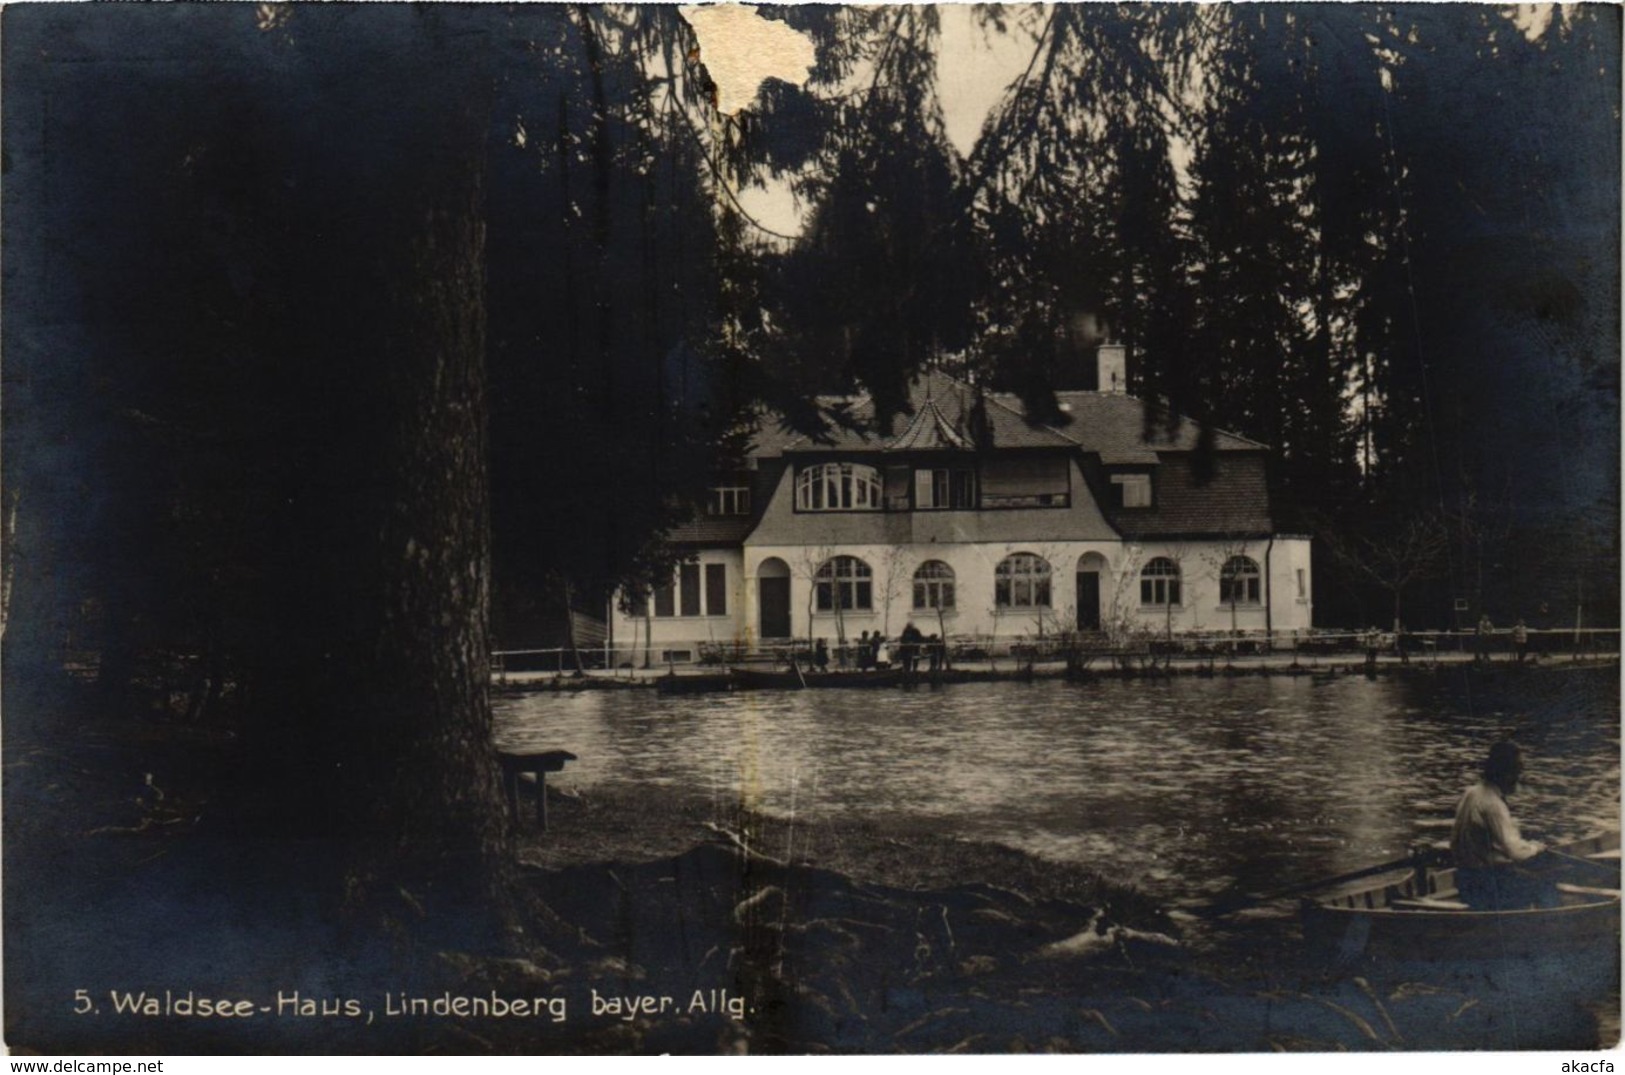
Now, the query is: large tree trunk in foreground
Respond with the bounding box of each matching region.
[221,10,509,894]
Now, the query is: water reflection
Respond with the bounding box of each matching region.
[497,672,1618,907]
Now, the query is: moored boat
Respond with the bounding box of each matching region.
[728,667,910,690]
[727,666,808,691]
[1300,831,1620,962]
[654,671,733,695]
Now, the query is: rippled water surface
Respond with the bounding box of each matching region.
[497,670,1618,907]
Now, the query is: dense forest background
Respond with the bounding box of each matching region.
[8,4,1618,685]
[2,3,1617,855]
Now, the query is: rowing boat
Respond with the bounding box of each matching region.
[1300,831,1620,962]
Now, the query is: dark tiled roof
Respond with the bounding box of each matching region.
[885,399,971,451]
[1106,455,1274,539]
[748,401,869,455]
[710,373,1275,548]
[665,462,783,544]
[747,372,1266,459]
[976,386,1088,449]
[759,370,1077,455]
[1049,391,1266,455]
[665,515,756,545]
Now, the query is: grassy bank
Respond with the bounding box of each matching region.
[509,780,1617,1054]
[516,779,1160,910]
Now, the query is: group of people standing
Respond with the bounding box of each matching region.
[811,623,946,674]
[1474,614,1532,663]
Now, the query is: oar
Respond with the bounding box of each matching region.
[1546,848,1622,880]
[1203,849,1443,918]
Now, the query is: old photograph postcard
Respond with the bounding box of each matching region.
[3,1,1619,1057]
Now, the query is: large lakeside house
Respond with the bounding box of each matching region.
[609,347,1313,665]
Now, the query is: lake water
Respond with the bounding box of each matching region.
[496,669,1619,910]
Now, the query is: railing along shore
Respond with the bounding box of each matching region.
[493,627,1621,680]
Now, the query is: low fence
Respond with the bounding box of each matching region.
[493,627,1621,677]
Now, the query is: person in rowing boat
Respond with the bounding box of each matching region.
[1450,739,1557,909]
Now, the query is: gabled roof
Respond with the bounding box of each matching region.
[747,371,1270,461]
[885,398,971,451]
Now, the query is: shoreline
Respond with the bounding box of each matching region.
[515,779,1163,916]
[496,652,1622,693]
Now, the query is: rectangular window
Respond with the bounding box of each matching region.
[707,487,751,516]
[952,469,976,508]
[915,467,977,509]
[980,456,1067,507]
[679,563,701,617]
[1297,569,1307,600]
[1111,474,1152,508]
[915,469,935,508]
[816,580,872,611]
[705,563,727,616]
[654,583,675,618]
[1141,577,1181,606]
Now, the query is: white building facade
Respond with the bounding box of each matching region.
[609,364,1312,664]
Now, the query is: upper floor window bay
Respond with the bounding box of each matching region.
[707,485,751,516]
[796,463,882,511]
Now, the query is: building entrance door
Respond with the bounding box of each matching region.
[1075,571,1101,631]
[759,577,791,639]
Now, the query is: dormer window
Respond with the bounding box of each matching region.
[707,485,751,516]
[796,463,882,512]
[1110,473,1152,509]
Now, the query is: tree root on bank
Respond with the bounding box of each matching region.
[702,821,790,867]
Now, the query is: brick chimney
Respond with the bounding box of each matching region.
[1097,342,1127,394]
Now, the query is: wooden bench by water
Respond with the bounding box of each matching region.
[497,749,577,831]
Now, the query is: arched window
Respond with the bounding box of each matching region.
[1140,557,1182,607]
[995,553,1052,608]
[796,463,882,511]
[815,556,873,612]
[912,560,956,611]
[1220,556,1262,606]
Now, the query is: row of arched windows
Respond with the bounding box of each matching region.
[810,554,1263,612]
